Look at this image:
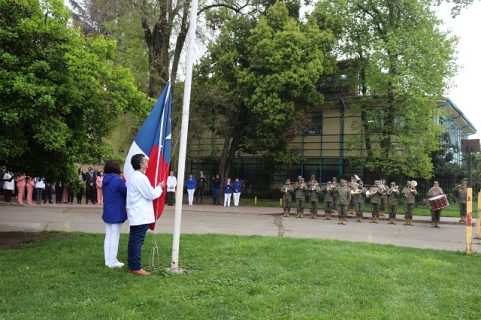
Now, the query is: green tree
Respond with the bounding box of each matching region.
[314,0,457,179]
[194,2,335,179]
[0,0,149,178]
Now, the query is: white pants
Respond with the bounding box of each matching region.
[104,223,122,266]
[187,188,195,205]
[233,192,241,206]
[224,193,232,206]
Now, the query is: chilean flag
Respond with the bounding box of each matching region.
[124,82,172,230]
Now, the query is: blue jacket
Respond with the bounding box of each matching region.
[224,182,233,194]
[186,177,197,190]
[232,181,242,193]
[102,173,127,224]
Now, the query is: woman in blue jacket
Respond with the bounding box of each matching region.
[232,177,242,207]
[102,160,127,268]
[186,173,197,206]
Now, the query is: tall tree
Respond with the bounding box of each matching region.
[0,0,149,178]
[314,0,457,179]
[194,2,335,180]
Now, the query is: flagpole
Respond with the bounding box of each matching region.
[171,0,199,273]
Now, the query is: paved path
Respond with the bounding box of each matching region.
[1,202,480,253]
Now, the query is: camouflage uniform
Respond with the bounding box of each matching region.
[369,183,383,223]
[352,184,367,222]
[337,182,351,224]
[386,184,400,224]
[402,184,417,225]
[427,183,444,228]
[307,179,321,218]
[280,181,294,217]
[331,177,339,210]
[322,183,334,219]
[348,178,358,214]
[454,184,467,223]
[294,178,308,218]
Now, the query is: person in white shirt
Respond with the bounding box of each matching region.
[2,170,14,203]
[126,154,165,276]
[34,177,45,205]
[166,171,177,206]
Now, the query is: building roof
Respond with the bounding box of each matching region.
[436,98,476,135]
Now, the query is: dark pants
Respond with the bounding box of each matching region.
[212,188,220,205]
[76,190,83,204]
[128,224,150,271]
[388,204,397,219]
[324,200,333,213]
[167,191,175,205]
[86,184,95,203]
[56,186,64,203]
[355,202,364,218]
[4,189,12,202]
[431,209,441,223]
[372,203,380,218]
[35,188,43,204]
[196,187,205,204]
[404,203,414,220]
[459,203,467,218]
[44,185,52,203]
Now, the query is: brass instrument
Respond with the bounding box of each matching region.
[366,187,378,198]
[410,180,417,192]
[387,186,399,195]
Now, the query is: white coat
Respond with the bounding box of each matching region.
[126,170,163,226]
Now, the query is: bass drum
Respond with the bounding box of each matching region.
[428,194,449,210]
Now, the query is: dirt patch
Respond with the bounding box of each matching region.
[0,231,61,250]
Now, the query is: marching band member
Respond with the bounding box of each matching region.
[348,176,358,215]
[307,175,321,218]
[379,179,387,217]
[331,177,339,211]
[369,180,383,223]
[322,181,334,220]
[426,181,444,228]
[280,179,294,217]
[294,176,308,218]
[454,181,467,223]
[352,181,367,222]
[387,182,400,224]
[337,179,351,225]
[402,181,417,226]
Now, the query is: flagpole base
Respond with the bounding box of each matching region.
[167,267,185,274]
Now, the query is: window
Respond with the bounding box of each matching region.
[306,112,323,134]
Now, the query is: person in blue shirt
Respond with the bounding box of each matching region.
[232,177,242,207]
[186,173,197,206]
[102,160,127,269]
[224,177,234,207]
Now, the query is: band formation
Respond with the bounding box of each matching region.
[280,175,468,228]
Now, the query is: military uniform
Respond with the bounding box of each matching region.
[322,184,334,219]
[347,178,358,214]
[369,184,383,223]
[386,184,400,224]
[337,184,351,224]
[352,184,366,222]
[280,181,294,217]
[294,179,308,218]
[402,185,417,225]
[307,179,321,218]
[454,184,467,223]
[331,178,339,210]
[427,184,444,228]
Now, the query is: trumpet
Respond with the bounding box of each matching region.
[387,186,399,195]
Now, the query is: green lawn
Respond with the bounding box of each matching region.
[1,232,480,319]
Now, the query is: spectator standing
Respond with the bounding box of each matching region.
[196,171,207,204]
[166,171,177,206]
[35,178,45,204]
[85,168,96,204]
[55,179,64,204]
[212,174,221,205]
[16,173,26,204]
[186,173,197,206]
[44,181,53,204]
[3,170,14,203]
[102,160,127,268]
[224,177,233,207]
[25,176,35,205]
[96,171,104,205]
[232,178,242,207]
[126,154,164,276]
[77,168,85,204]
